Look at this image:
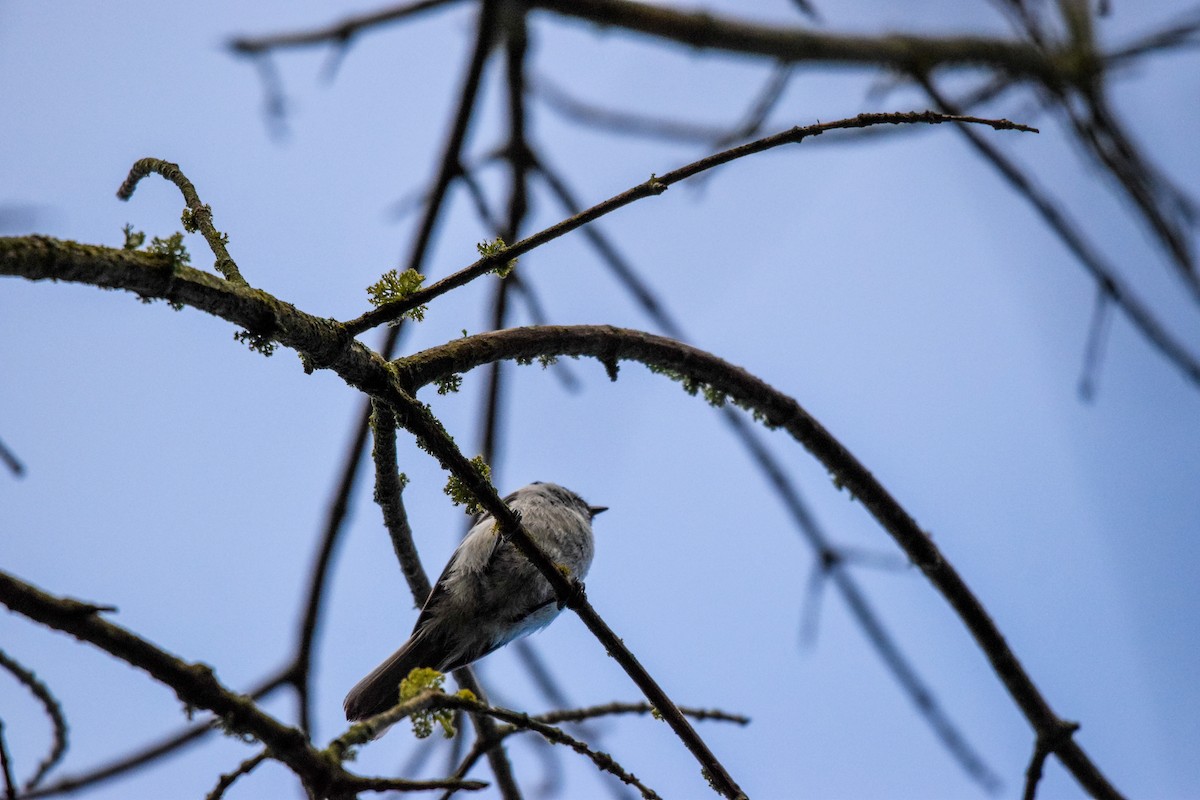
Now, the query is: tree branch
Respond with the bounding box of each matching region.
[526,0,1073,82]
[343,110,1036,334]
[0,572,348,798]
[228,0,468,55]
[0,238,1118,797]
[0,648,67,791]
[117,158,247,287]
[396,323,1124,800]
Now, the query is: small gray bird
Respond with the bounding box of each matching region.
[344,481,606,721]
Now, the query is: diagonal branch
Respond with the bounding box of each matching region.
[396,323,1125,800]
[0,572,348,798]
[17,668,292,800]
[532,147,1001,790]
[343,111,1036,334]
[377,385,746,799]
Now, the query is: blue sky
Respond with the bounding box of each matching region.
[2,1,1199,798]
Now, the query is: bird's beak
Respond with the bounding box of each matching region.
[588,505,608,518]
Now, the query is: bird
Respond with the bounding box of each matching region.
[344,481,606,721]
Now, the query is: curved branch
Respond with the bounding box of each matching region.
[233,0,1074,84]
[117,159,247,287]
[0,648,67,791]
[396,323,1124,800]
[343,110,1036,334]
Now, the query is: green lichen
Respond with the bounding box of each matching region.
[444,455,492,515]
[435,373,463,395]
[646,364,780,428]
[367,268,427,322]
[148,232,191,269]
[180,204,204,233]
[399,668,455,739]
[476,237,516,278]
[122,224,146,250]
[233,329,276,357]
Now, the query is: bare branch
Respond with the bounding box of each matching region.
[344,111,1037,334]
[1023,721,1081,800]
[0,571,345,797]
[526,0,1070,81]
[18,669,291,799]
[229,0,468,55]
[204,751,269,800]
[336,691,663,800]
[0,437,24,477]
[0,648,67,791]
[370,400,432,602]
[1,721,16,800]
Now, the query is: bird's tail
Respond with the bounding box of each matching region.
[343,632,439,721]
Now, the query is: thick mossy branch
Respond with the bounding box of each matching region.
[1,236,366,380]
[395,323,1123,800]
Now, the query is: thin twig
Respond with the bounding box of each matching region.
[337,691,663,800]
[344,110,1036,334]
[0,438,24,477]
[370,400,431,601]
[441,701,749,800]
[0,721,16,800]
[17,669,291,799]
[204,750,269,800]
[1023,721,1080,800]
[116,159,246,286]
[229,0,468,54]
[290,402,376,735]
[0,648,67,791]
[1078,285,1114,402]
